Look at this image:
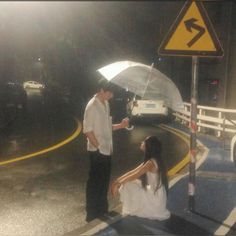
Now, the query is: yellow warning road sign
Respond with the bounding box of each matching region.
[158,1,223,57]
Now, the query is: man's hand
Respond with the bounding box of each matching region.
[112,118,130,131]
[120,117,129,128]
[85,131,99,149]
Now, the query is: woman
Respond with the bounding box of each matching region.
[110,135,170,220]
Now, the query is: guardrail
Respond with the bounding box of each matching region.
[173,102,236,138]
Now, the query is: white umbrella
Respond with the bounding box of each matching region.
[97,61,184,111]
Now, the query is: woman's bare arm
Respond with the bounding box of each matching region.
[110,160,156,196]
[117,160,154,184]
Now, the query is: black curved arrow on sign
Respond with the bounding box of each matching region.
[184,18,206,47]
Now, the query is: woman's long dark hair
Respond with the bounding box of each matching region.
[140,136,168,194]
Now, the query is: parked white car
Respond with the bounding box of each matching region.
[127,98,168,119]
[23,81,45,89]
[231,134,236,166]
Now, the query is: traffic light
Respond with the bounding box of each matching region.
[210,79,219,85]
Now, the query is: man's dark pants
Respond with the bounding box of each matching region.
[86,150,111,222]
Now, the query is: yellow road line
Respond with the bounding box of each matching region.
[158,124,190,176]
[0,118,82,166]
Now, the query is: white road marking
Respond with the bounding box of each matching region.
[214,207,236,235]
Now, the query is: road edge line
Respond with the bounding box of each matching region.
[0,117,82,166]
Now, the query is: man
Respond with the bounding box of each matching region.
[83,79,129,222]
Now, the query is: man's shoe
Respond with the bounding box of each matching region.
[102,213,114,220]
[99,211,120,222]
[86,215,97,222]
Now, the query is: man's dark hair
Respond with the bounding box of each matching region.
[97,78,116,93]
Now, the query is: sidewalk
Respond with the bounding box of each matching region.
[167,122,236,235]
[66,122,236,236]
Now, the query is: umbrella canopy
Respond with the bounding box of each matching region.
[97,61,184,111]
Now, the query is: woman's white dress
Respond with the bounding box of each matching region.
[119,159,170,220]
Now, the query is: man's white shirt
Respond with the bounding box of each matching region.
[83,95,113,155]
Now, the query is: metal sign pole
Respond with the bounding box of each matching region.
[189,56,199,211]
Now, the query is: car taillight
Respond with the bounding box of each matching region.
[133,101,138,107]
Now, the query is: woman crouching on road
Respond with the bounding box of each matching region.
[110,135,170,220]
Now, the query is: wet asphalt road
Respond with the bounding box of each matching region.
[0,90,188,236]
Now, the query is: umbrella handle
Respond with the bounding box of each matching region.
[125,125,134,131]
[124,116,134,131]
